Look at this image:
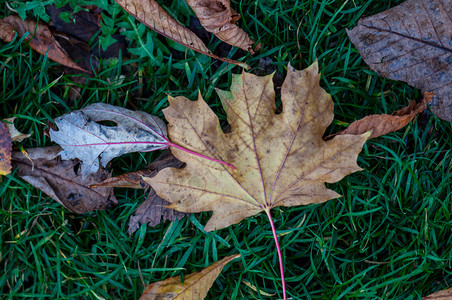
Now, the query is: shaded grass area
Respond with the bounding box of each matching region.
[1,0,451,298]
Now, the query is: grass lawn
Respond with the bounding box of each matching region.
[1,0,451,298]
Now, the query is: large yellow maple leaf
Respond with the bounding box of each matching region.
[146,62,368,232]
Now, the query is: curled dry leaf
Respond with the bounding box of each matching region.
[146,62,369,231]
[93,149,183,189]
[0,121,12,175]
[49,103,168,175]
[186,0,257,53]
[331,92,433,139]
[3,117,31,142]
[140,254,240,300]
[423,287,452,300]
[347,0,452,121]
[115,0,249,69]
[0,15,86,72]
[12,146,117,213]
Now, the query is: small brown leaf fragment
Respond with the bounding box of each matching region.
[0,15,86,72]
[186,0,258,53]
[347,0,452,121]
[332,92,433,139]
[140,254,240,300]
[0,121,12,175]
[146,62,368,232]
[128,190,188,235]
[423,287,452,299]
[3,117,31,142]
[12,146,117,213]
[115,0,249,69]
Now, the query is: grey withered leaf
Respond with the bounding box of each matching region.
[347,0,452,121]
[12,146,116,213]
[49,103,168,175]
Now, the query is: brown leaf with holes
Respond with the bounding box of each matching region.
[0,15,86,72]
[115,0,249,69]
[12,146,117,213]
[332,92,433,139]
[0,121,12,176]
[423,287,452,299]
[186,0,258,53]
[145,62,368,231]
[347,0,452,121]
[140,254,240,299]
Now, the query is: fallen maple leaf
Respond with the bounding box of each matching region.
[49,103,169,175]
[0,15,86,72]
[12,146,116,213]
[0,121,12,176]
[146,62,368,231]
[186,0,258,53]
[331,92,433,139]
[2,117,31,142]
[115,0,249,69]
[423,287,452,300]
[347,0,452,121]
[146,62,369,298]
[140,254,240,299]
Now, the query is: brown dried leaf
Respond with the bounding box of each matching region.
[115,0,249,69]
[347,0,452,121]
[0,121,12,175]
[128,190,188,235]
[332,92,433,139]
[140,254,240,299]
[186,0,257,53]
[3,117,31,142]
[12,146,117,213]
[146,62,368,231]
[0,15,86,72]
[423,287,452,300]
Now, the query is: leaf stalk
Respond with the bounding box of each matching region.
[265,208,287,300]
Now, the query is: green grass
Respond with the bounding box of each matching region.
[1,0,451,299]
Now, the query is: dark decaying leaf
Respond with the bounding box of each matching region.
[115,0,249,69]
[0,121,12,176]
[186,0,258,53]
[128,190,188,235]
[12,146,117,213]
[347,0,452,121]
[0,15,86,72]
[46,4,126,59]
[93,149,188,234]
[331,92,433,139]
[49,103,168,175]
